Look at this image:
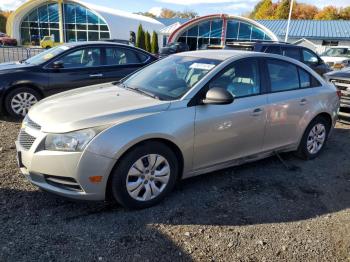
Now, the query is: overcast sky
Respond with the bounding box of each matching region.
[1,0,349,16]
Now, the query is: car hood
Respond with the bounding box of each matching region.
[28,83,171,133]
[0,61,33,72]
[321,56,350,63]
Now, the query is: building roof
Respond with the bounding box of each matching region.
[257,20,350,40]
[156,18,190,26]
[159,22,182,35]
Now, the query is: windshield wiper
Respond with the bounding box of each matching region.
[117,82,159,100]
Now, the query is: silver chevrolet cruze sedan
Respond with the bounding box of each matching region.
[16,50,339,209]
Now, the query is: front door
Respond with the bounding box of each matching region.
[193,58,267,171]
[47,47,105,95]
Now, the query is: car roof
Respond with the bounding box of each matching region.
[61,41,155,56]
[176,50,264,61]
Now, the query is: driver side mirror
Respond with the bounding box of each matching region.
[202,87,234,105]
[52,61,64,69]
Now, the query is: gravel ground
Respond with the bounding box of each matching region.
[0,116,350,262]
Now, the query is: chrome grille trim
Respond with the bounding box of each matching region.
[18,130,36,150]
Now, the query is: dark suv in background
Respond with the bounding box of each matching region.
[203,42,331,76]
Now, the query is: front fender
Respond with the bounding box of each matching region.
[86,105,196,175]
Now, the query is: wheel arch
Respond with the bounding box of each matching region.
[2,83,44,107]
[105,137,185,200]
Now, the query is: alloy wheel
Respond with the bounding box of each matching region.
[10,92,38,117]
[126,154,170,201]
[306,123,326,155]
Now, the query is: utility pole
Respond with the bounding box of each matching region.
[284,0,294,42]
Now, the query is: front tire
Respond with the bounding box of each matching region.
[110,142,178,209]
[297,116,330,160]
[4,87,41,118]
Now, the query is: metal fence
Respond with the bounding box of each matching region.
[0,46,44,63]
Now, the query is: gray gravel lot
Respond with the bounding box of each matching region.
[0,116,350,261]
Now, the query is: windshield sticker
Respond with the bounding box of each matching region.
[190,63,216,70]
[59,46,70,51]
[43,53,54,60]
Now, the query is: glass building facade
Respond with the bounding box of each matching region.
[177,18,272,50]
[20,1,110,45]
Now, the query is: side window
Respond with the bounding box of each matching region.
[209,59,260,98]
[263,46,281,55]
[282,47,301,61]
[59,48,101,68]
[267,59,299,92]
[136,52,149,63]
[302,49,319,64]
[298,67,321,88]
[105,47,141,65]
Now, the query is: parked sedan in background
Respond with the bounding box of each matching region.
[0,42,157,117]
[201,42,331,76]
[16,50,339,209]
[0,32,17,46]
[324,68,350,118]
[321,46,350,70]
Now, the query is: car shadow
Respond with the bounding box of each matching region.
[1,126,350,261]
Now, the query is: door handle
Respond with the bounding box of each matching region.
[251,108,263,116]
[299,98,308,105]
[89,73,103,78]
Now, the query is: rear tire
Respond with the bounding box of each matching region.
[110,142,178,209]
[4,87,41,118]
[296,116,330,160]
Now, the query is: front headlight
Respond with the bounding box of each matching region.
[45,128,97,152]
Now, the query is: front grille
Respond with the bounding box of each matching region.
[18,130,36,150]
[26,117,41,130]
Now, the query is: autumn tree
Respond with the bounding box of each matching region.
[0,9,10,33]
[176,9,198,18]
[252,0,275,19]
[314,6,339,20]
[339,6,350,20]
[292,3,318,19]
[160,8,177,18]
[274,0,292,19]
[135,12,156,19]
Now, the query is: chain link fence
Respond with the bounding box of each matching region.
[0,47,44,63]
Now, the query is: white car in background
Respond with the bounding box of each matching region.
[321,46,350,70]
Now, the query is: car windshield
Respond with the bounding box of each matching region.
[122,55,221,100]
[322,48,350,57]
[24,45,71,65]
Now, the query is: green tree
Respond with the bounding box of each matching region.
[339,6,350,20]
[0,12,7,33]
[145,31,151,53]
[274,0,291,19]
[151,31,159,54]
[253,0,275,19]
[136,24,145,50]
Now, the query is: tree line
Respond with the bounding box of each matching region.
[249,0,350,20]
[135,24,159,54]
[136,8,198,19]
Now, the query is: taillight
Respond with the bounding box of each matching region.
[336,90,342,99]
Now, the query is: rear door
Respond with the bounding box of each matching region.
[47,46,105,94]
[263,58,322,151]
[100,46,152,82]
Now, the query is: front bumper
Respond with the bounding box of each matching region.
[15,126,116,201]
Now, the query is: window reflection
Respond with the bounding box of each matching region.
[20,2,110,45]
[178,19,272,50]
